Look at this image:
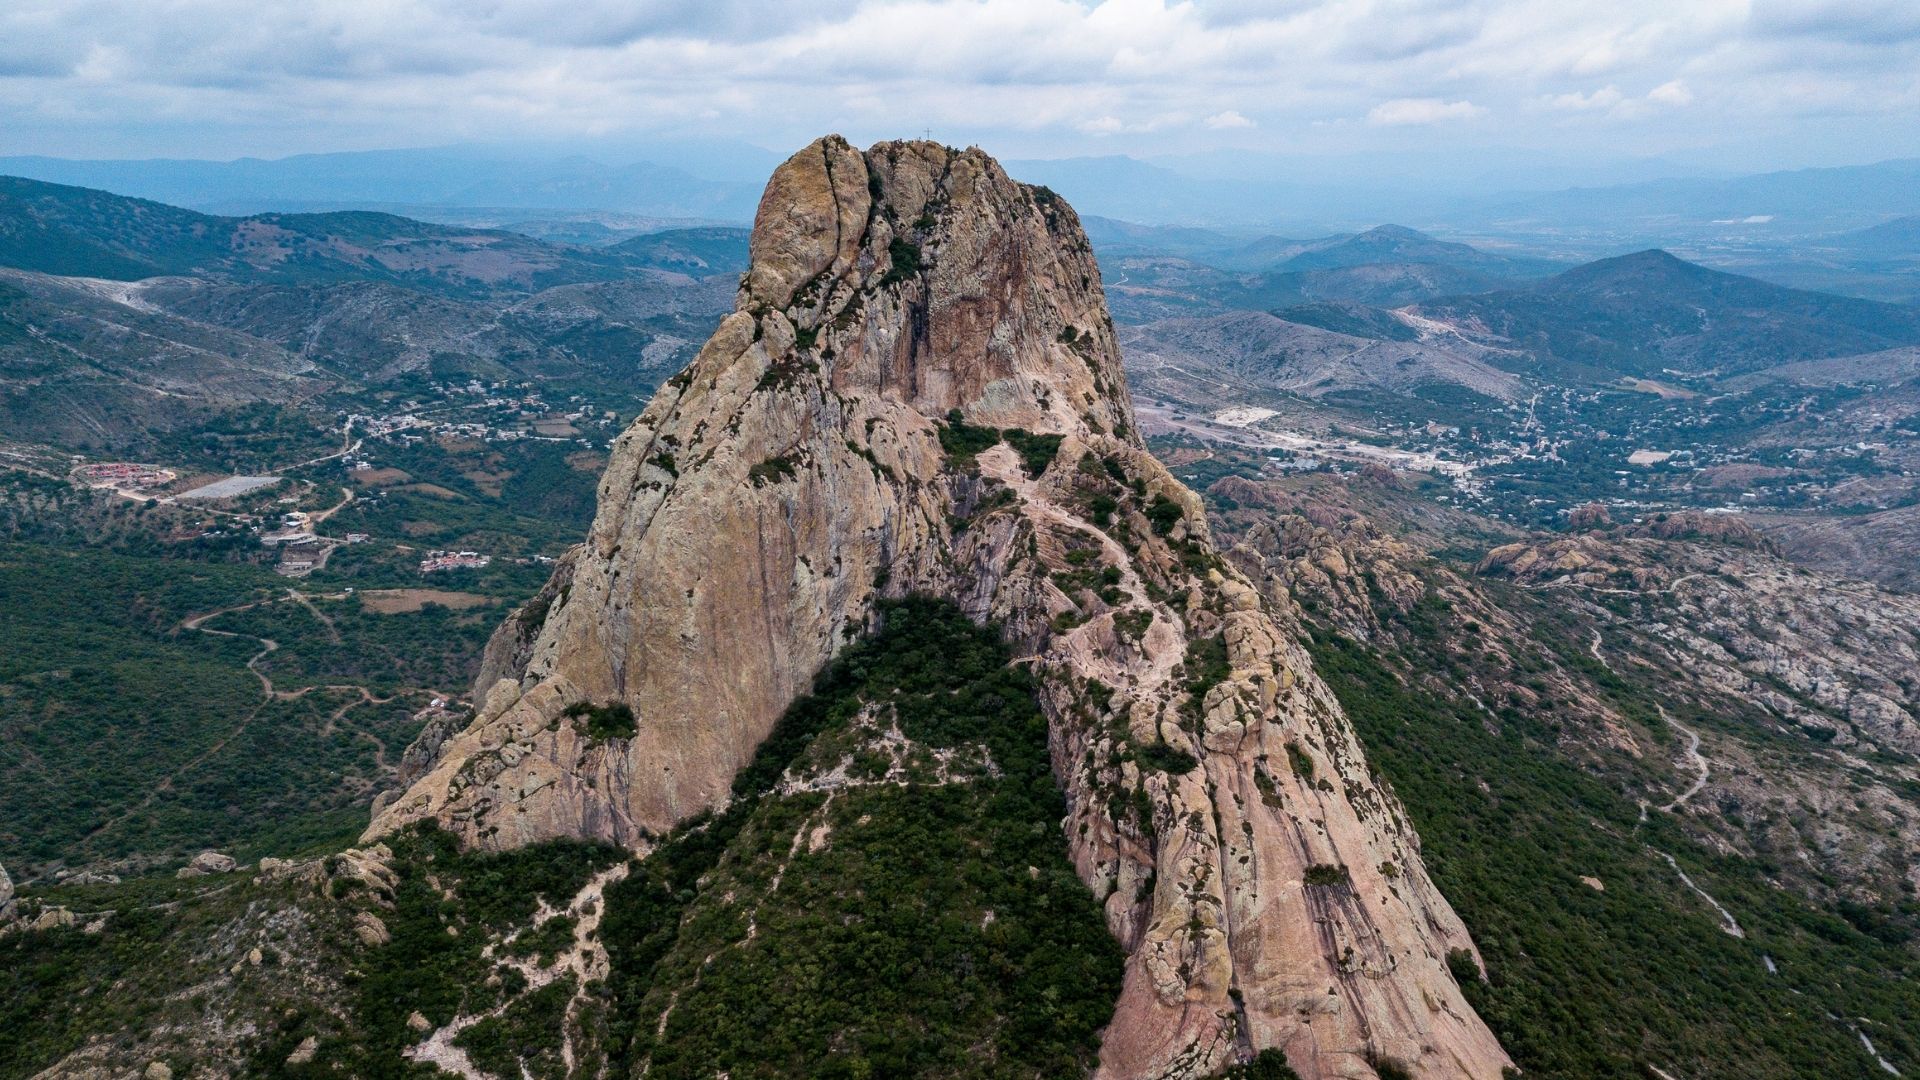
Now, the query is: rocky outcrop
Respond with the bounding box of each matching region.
[370,137,1508,1079]
[1480,529,1920,759]
[175,851,238,878]
[0,861,14,924]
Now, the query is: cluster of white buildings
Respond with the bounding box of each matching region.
[421,550,491,573]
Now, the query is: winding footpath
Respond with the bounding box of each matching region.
[81,590,424,850]
[1658,707,1710,813]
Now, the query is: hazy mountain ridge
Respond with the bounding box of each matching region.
[0,175,707,300]
[0,145,773,219]
[0,267,327,447]
[1413,249,1920,379]
[0,177,740,451]
[1121,310,1520,406]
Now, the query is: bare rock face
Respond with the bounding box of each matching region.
[176,850,238,878]
[0,861,14,924]
[369,136,1508,1079]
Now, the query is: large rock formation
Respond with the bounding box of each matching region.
[369,137,1509,1079]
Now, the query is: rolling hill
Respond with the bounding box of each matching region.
[1121,309,1520,409]
[1414,249,1920,379]
[0,176,702,300]
[0,179,739,451]
[606,226,750,276]
[1229,224,1564,278]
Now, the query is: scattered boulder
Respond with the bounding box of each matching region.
[1567,502,1612,530]
[59,869,121,886]
[407,1010,432,1033]
[286,1036,319,1065]
[29,906,75,931]
[144,1063,173,1080]
[1632,510,1774,551]
[325,845,399,904]
[177,850,239,878]
[1358,463,1405,489]
[353,910,391,947]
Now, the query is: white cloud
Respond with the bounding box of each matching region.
[1366,97,1487,125]
[0,1,1912,165]
[1546,85,1624,110]
[1647,79,1694,105]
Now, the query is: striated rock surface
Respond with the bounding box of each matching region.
[369,136,1509,1079]
[175,850,238,878]
[1478,527,1920,758]
[1211,468,1920,922]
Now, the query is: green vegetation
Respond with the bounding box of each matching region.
[937,409,1002,466]
[879,237,924,287]
[1302,864,1350,887]
[0,543,441,870]
[1310,625,1920,1078]
[1181,633,1230,718]
[1146,494,1185,535]
[1284,742,1315,780]
[748,454,800,486]
[200,591,502,692]
[564,700,637,741]
[936,410,1064,477]
[1133,739,1199,774]
[455,978,574,1078]
[330,436,603,556]
[317,827,625,1077]
[1211,1049,1302,1080]
[0,869,353,1078]
[600,597,1123,1078]
[1002,428,1064,477]
[0,423,584,875]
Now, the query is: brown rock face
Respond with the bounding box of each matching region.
[368,136,1508,1079]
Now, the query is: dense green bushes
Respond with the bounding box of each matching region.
[0,543,442,869]
[599,597,1123,1078]
[1211,1049,1301,1080]
[1311,625,1919,1078]
[879,238,923,287]
[1134,739,1200,774]
[937,410,1064,477]
[563,701,637,741]
[314,827,624,1077]
[1003,429,1064,477]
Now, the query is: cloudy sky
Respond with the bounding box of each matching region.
[3,0,1918,174]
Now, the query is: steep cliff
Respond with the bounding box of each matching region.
[369,137,1509,1080]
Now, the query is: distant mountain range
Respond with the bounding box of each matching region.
[1091,221,1567,321]
[1112,237,1920,436]
[0,146,767,220]
[1474,158,1920,238]
[0,175,741,450]
[0,175,750,299]
[6,144,1917,245]
[1,168,1915,455]
[1413,249,1920,380]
